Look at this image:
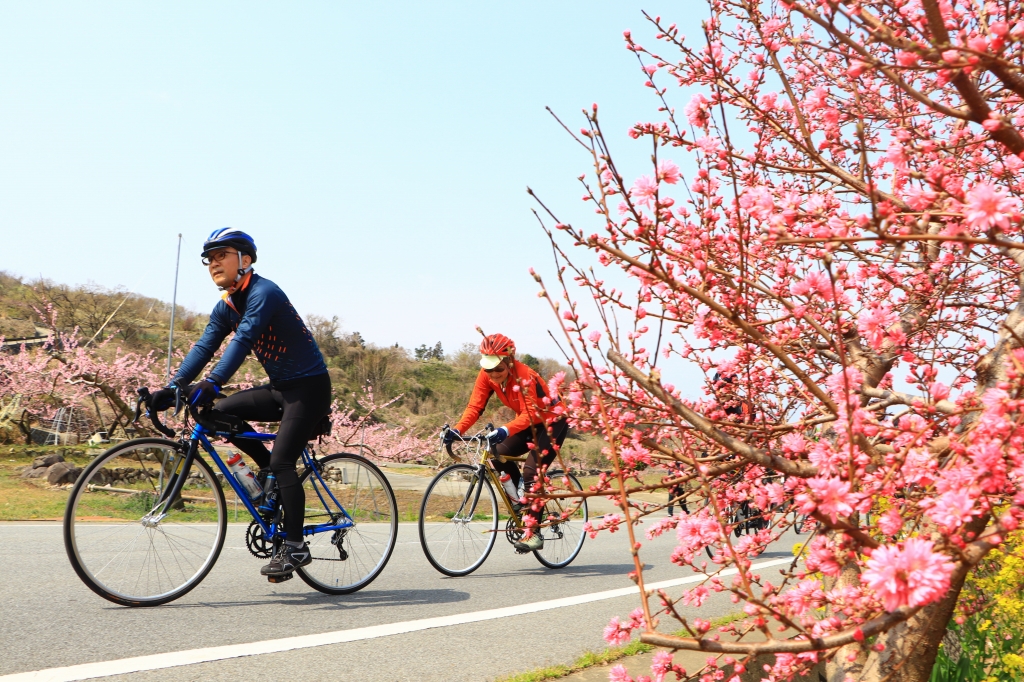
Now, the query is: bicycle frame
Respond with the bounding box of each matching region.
[148,422,356,542]
[443,432,578,532]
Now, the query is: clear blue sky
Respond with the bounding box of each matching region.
[0,2,707,362]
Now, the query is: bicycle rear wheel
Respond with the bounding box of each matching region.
[63,438,226,607]
[533,471,588,569]
[419,464,498,576]
[295,453,398,595]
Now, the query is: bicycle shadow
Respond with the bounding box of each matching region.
[457,562,650,580]
[151,588,470,612]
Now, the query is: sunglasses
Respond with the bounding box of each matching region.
[483,363,508,374]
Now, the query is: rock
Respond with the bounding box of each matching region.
[20,466,48,479]
[33,453,65,469]
[47,461,82,485]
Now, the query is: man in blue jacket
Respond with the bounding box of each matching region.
[150,228,332,577]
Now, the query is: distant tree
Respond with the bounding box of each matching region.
[306,314,341,357]
[414,342,444,362]
[519,353,541,371]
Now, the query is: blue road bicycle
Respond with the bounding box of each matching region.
[63,387,398,607]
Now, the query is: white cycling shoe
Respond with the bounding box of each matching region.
[515,534,544,552]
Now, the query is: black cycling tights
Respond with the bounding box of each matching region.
[491,419,569,493]
[215,373,332,542]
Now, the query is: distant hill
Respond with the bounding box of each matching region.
[0,271,604,464]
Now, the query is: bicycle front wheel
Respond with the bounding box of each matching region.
[533,471,588,569]
[418,464,498,577]
[63,438,226,607]
[295,453,398,595]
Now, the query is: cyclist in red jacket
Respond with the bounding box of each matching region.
[444,333,566,551]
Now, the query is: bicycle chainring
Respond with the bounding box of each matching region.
[505,518,530,553]
[245,521,274,558]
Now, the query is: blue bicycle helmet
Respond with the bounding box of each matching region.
[201,228,257,263]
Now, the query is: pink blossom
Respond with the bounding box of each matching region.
[804,477,855,522]
[650,651,677,682]
[805,536,842,577]
[630,176,658,207]
[857,302,899,351]
[738,185,774,220]
[608,665,634,682]
[896,51,919,66]
[885,141,907,170]
[680,585,709,607]
[782,579,826,616]
[790,271,833,300]
[603,616,634,646]
[927,489,977,530]
[781,432,808,454]
[657,159,680,184]
[877,508,904,536]
[862,538,954,612]
[928,382,950,401]
[964,182,1019,231]
[685,93,710,127]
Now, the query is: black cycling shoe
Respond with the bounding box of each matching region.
[261,542,313,576]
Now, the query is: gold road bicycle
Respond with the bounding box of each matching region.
[417,425,588,576]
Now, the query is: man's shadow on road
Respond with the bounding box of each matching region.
[149,588,471,612]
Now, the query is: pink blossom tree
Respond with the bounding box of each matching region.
[320,385,435,463]
[530,1,1024,680]
[0,326,163,442]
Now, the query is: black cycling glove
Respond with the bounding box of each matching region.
[149,387,177,412]
[189,379,221,407]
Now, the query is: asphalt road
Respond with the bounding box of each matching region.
[0,485,800,682]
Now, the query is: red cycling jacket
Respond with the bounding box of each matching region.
[454,360,562,437]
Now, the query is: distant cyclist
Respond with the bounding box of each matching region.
[444,333,565,551]
[148,228,331,578]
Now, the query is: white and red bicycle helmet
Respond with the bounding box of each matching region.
[479,333,515,369]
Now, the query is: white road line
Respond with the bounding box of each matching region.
[4,558,792,682]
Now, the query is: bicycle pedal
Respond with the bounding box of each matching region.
[267,572,294,583]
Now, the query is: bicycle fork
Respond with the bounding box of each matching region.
[454,465,487,522]
[143,438,198,526]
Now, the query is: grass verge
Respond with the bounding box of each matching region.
[496,639,655,682]
[495,613,745,682]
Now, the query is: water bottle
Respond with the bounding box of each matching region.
[499,472,518,501]
[226,454,263,500]
[258,472,279,514]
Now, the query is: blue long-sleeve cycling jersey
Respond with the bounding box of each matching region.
[173,272,327,387]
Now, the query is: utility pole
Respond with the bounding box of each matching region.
[166,234,182,379]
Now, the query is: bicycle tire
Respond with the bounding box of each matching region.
[294,453,398,595]
[532,471,588,569]
[418,464,498,577]
[63,438,227,607]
